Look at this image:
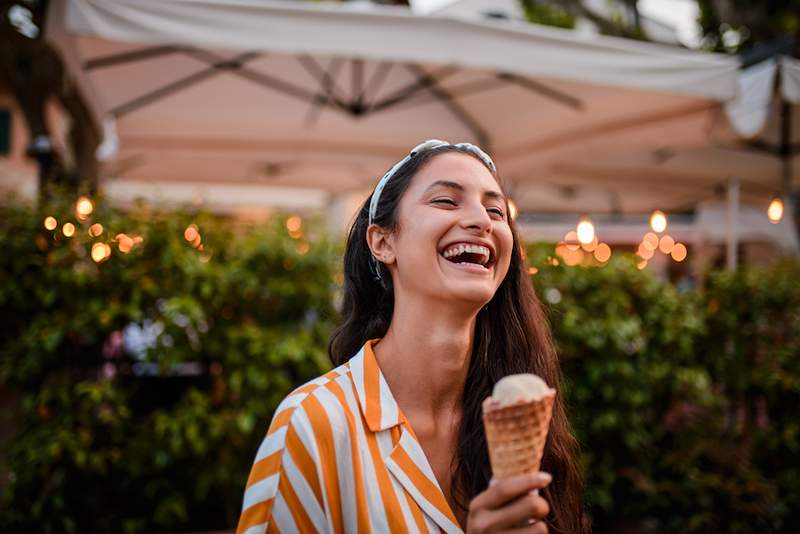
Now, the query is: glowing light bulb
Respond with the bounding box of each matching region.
[44,216,57,230]
[659,235,675,254]
[671,243,687,262]
[642,232,659,251]
[62,223,75,237]
[576,217,595,245]
[75,196,94,220]
[594,243,611,263]
[286,215,302,233]
[767,196,784,224]
[89,223,103,237]
[564,231,580,251]
[184,224,199,242]
[650,210,667,233]
[91,242,111,263]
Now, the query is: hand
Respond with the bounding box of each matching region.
[466,472,552,533]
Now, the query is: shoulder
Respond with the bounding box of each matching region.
[267,363,356,441]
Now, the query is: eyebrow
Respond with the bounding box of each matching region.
[424,180,506,202]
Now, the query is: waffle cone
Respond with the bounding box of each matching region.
[482,393,555,480]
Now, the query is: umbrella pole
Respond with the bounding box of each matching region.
[726,176,740,271]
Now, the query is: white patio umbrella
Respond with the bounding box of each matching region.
[45,0,740,217]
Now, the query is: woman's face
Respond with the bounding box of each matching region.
[382,151,514,308]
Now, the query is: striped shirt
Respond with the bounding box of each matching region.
[236,339,464,534]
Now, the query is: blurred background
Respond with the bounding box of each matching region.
[1,0,798,532]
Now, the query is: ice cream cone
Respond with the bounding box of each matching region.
[482,392,555,480]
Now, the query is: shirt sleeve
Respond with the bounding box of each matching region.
[236,394,330,534]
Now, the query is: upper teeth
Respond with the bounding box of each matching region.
[442,244,491,264]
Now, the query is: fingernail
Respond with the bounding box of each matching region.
[537,472,552,484]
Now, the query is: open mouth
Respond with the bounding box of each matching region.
[440,243,494,269]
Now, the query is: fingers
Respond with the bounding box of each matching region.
[497,522,549,534]
[471,472,552,511]
[483,490,550,531]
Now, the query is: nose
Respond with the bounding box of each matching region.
[460,200,492,234]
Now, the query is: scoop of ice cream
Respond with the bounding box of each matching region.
[492,374,554,406]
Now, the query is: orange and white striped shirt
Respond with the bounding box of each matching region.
[236,339,464,534]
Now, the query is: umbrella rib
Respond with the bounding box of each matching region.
[361,61,393,106]
[352,59,364,106]
[367,65,460,113]
[183,50,338,110]
[497,73,583,111]
[305,59,349,125]
[297,55,349,108]
[405,64,490,149]
[109,51,261,118]
[84,45,183,71]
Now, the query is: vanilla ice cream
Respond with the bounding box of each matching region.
[492,374,554,406]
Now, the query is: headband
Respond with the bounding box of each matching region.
[367,139,497,282]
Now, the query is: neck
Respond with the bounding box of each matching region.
[373,293,480,422]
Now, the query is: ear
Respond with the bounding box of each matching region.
[366,223,396,267]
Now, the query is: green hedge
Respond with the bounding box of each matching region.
[0,200,798,533]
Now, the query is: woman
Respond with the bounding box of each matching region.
[237,140,586,533]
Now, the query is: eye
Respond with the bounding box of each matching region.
[432,198,457,206]
[487,206,505,219]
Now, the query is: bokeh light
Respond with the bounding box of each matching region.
[75,196,94,220]
[650,210,667,233]
[286,215,302,233]
[184,224,199,242]
[576,217,595,244]
[62,223,75,237]
[89,223,104,237]
[637,243,654,260]
[767,196,784,224]
[659,234,675,254]
[564,231,580,251]
[594,242,611,262]
[642,232,659,251]
[91,242,111,263]
[44,216,57,230]
[117,233,134,253]
[671,243,688,262]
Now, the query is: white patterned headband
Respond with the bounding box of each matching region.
[367,139,496,227]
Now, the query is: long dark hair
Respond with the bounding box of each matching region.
[328,145,587,533]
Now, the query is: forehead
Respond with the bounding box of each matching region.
[408,152,501,193]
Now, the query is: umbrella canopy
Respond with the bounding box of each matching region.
[45,0,741,215]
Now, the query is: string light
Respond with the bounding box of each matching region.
[286,215,302,233]
[576,216,595,245]
[637,243,654,260]
[767,196,784,224]
[650,210,667,233]
[43,216,57,230]
[89,223,103,237]
[642,232,659,251]
[594,243,611,263]
[184,224,199,242]
[75,196,94,221]
[62,223,75,237]
[564,231,580,251]
[658,235,675,254]
[671,243,688,262]
[116,233,134,253]
[91,242,111,263]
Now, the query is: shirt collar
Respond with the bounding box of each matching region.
[348,338,404,432]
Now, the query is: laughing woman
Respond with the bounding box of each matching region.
[236,140,586,534]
